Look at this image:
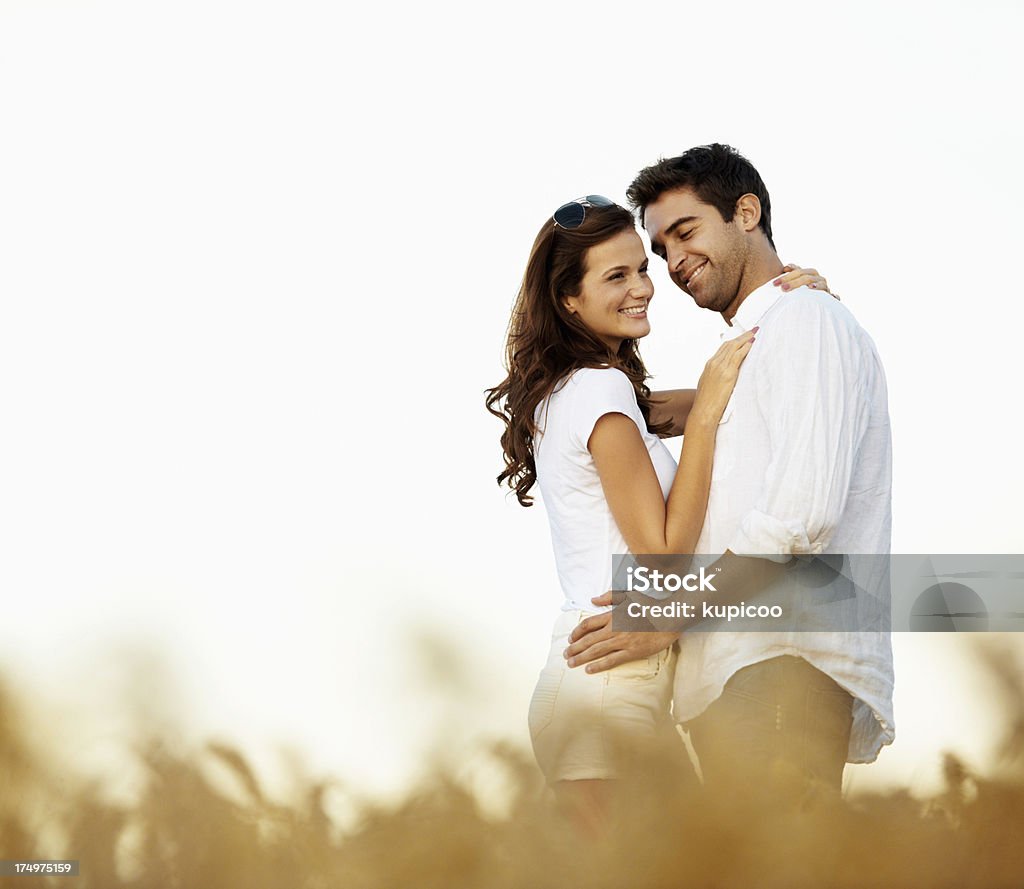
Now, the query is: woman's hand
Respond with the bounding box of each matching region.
[773,264,841,301]
[688,330,757,430]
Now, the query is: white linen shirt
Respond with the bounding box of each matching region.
[673,281,896,763]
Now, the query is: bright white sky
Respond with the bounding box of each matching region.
[1,0,1022,804]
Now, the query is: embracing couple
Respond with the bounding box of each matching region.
[486,144,894,826]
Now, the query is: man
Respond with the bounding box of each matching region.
[564,144,894,799]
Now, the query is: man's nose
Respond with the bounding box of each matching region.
[666,244,687,275]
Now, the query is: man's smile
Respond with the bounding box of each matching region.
[684,260,709,287]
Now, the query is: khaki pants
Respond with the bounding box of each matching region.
[528,610,678,783]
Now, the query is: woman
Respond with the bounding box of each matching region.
[485,196,831,826]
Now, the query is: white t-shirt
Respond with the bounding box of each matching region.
[533,367,677,612]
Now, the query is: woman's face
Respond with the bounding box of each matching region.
[563,229,654,351]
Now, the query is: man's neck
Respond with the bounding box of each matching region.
[722,250,785,324]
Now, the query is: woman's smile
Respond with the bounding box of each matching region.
[619,302,649,318]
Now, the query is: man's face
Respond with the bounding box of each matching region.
[644,187,748,319]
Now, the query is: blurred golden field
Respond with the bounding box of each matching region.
[2,640,1024,889]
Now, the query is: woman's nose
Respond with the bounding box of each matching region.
[633,274,654,298]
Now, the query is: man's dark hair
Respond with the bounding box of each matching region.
[626,143,776,251]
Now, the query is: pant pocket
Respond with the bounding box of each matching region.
[607,641,676,682]
[527,667,564,741]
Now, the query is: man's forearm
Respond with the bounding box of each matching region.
[680,551,790,630]
[648,388,697,438]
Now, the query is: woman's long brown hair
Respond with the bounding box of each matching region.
[486,202,670,506]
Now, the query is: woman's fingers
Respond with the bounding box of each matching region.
[775,264,818,280]
[726,327,758,350]
[702,329,756,381]
[692,328,756,424]
[773,265,830,295]
[705,328,755,368]
[780,272,821,289]
[729,335,756,367]
[773,264,815,287]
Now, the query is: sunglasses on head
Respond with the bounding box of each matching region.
[552,194,615,229]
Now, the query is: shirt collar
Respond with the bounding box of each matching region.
[721,278,784,335]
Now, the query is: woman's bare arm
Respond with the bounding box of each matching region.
[589,332,754,556]
[589,413,717,556]
[561,335,754,673]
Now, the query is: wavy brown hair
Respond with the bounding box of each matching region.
[486,202,670,507]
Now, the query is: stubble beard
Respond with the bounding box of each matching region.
[691,253,744,315]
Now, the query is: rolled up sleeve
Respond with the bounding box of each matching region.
[728,297,871,559]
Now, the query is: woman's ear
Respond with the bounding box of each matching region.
[563,295,579,315]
